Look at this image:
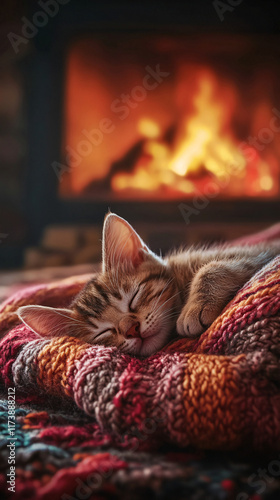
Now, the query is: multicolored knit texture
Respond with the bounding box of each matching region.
[1,254,280,456]
[3,398,280,500]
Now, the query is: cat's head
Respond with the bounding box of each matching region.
[18,213,180,357]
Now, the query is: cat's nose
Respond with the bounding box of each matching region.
[125,322,141,339]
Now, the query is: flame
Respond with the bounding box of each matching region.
[111,72,251,196]
[138,118,161,139]
[63,44,279,200]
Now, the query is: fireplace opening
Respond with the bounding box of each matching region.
[59,34,280,201]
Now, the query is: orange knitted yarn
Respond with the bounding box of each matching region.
[37,336,88,397]
[182,354,245,449]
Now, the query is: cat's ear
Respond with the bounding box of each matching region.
[102,213,151,271]
[17,305,78,338]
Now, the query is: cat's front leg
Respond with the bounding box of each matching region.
[176,293,222,338]
[176,260,250,338]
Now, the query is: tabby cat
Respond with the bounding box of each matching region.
[18,213,280,357]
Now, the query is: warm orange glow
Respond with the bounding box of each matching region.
[110,72,249,196]
[138,119,161,139]
[61,39,279,200]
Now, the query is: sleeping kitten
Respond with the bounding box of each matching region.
[18,213,280,357]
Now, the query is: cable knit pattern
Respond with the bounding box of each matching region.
[0,254,280,453]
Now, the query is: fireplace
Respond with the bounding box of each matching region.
[20,1,280,263]
[59,34,280,203]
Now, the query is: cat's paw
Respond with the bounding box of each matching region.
[176,303,218,338]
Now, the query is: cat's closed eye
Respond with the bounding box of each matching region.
[129,287,141,312]
[94,328,115,341]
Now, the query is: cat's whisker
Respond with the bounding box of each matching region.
[155,305,176,318]
[152,290,182,318]
[157,311,178,322]
[159,311,178,321]
[152,315,177,329]
[150,277,174,315]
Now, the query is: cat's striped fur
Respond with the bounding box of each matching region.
[18,214,280,357]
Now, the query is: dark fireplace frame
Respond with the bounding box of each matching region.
[24,0,280,249]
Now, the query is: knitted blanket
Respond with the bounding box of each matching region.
[1,244,280,452]
[0,227,280,500]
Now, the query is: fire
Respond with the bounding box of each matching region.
[62,40,278,200]
[112,72,248,197]
[138,118,161,139]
